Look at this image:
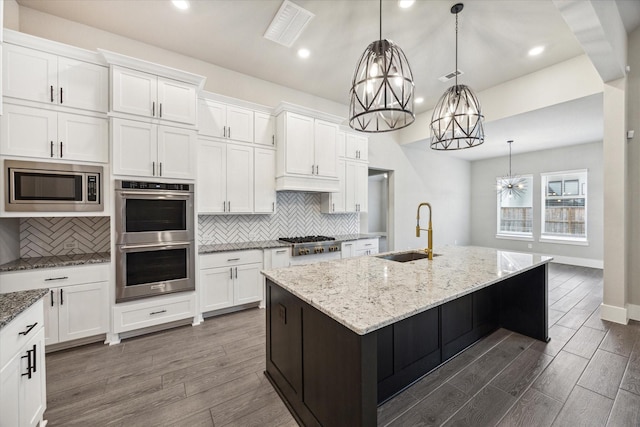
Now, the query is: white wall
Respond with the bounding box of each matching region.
[627,26,640,308]
[470,142,604,265]
[367,175,387,233]
[368,135,471,251]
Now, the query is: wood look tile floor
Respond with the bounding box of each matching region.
[44,264,640,426]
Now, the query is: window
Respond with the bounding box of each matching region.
[496,175,533,238]
[541,170,587,243]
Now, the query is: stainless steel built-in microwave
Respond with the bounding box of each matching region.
[5,159,103,212]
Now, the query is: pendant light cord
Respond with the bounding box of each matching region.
[508,140,513,177]
[455,10,458,88]
[379,0,382,41]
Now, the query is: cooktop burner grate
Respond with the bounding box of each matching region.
[279,235,336,244]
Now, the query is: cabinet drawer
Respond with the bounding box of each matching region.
[199,250,263,269]
[113,292,196,333]
[0,264,110,293]
[0,299,44,369]
[355,239,378,251]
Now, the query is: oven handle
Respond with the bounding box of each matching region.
[119,242,192,251]
[116,191,192,198]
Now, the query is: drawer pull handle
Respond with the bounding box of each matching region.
[60,288,64,305]
[50,290,55,306]
[227,258,240,262]
[276,250,287,254]
[18,322,38,337]
[149,310,167,316]
[45,276,68,281]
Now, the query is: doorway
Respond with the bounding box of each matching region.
[367,168,393,252]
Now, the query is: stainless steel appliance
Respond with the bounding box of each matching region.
[114,180,195,303]
[279,236,341,265]
[5,159,103,212]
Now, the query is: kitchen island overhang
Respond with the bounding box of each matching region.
[262,246,552,427]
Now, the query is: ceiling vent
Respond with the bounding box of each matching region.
[438,69,464,82]
[264,0,315,48]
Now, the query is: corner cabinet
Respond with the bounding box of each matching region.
[275,110,340,192]
[111,66,197,125]
[0,299,47,427]
[199,250,263,313]
[112,118,197,179]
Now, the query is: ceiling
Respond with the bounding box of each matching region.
[15,0,640,161]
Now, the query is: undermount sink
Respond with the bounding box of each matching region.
[376,251,441,263]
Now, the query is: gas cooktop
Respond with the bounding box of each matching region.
[279,236,336,244]
[279,236,340,256]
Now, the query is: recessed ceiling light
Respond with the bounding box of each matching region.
[528,45,545,56]
[298,48,310,59]
[172,0,189,10]
[415,97,424,104]
[398,0,415,8]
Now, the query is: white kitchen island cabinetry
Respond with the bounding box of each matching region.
[198,98,254,143]
[3,39,108,113]
[198,138,254,214]
[112,117,197,179]
[0,103,108,163]
[111,66,197,125]
[199,250,263,314]
[275,108,340,192]
[0,298,47,427]
[0,264,110,347]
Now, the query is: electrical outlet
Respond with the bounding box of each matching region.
[64,240,78,250]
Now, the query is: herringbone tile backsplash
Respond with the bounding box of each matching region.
[199,192,359,244]
[20,217,111,258]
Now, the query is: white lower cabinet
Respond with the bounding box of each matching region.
[112,292,197,334]
[0,299,47,427]
[341,238,379,258]
[199,250,263,313]
[0,264,110,347]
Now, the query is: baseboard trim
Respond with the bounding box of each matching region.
[628,304,640,322]
[549,255,603,269]
[600,303,628,324]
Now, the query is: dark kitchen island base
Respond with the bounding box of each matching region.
[264,263,548,427]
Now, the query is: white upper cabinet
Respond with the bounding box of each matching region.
[345,160,368,213]
[112,66,197,125]
[254,112,276,147]
[3,43,108,113]
[345,132,368,161]
[320,158,346,213]
[198,98,254,143]
[254,147,276,213]
[275,109,339,192]
[112,117,196,179]
[197,138,254,214]
[0,103,108,163]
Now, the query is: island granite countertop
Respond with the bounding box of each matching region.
[0,252,111,273]
[262,245,552,335]
[0,288,49,329]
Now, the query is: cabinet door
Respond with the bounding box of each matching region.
[345,133,368,160]
[336,131,346,157]
[226,143,254,213]
[254,112,275,147]
[43,289,59,346]
[57,282,108,342]
[21,329,46,427]
[0,104,56,158]
[234,263,262,305]
[334,158,346,212]
[344,161,358,212]
[314,119,338,177]
[341,241,355,258]
[226,105,254,143]
[0,351,21,427]
[3,43,57,104]
[284,112,314,176]
[197,139,227,213]
[270,248,291,268]
[112,66,157,118]
[157,77,196,125]
[200,267,234,312]
[57,57,108,112]
[254,148,276,213]
[355,161,369,213]
[57,112,108,163]
[112,118,158,177]
[356,135,368,161]
[198,99,226,138]
[157,126,197,179]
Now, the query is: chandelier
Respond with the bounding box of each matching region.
[349,0,415,132]
[430,3,484,150]
[498,140,527,199]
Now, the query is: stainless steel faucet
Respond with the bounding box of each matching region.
[416,202,433,260]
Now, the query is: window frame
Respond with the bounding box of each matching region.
[540,169,588,245]
[496,174,534,240]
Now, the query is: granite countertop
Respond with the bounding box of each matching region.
[0,252,111,273]
[262,246,553,336]
[199,240,291,254]
[0,288,49,329]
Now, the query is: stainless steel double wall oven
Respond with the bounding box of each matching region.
[114,180,195,303]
